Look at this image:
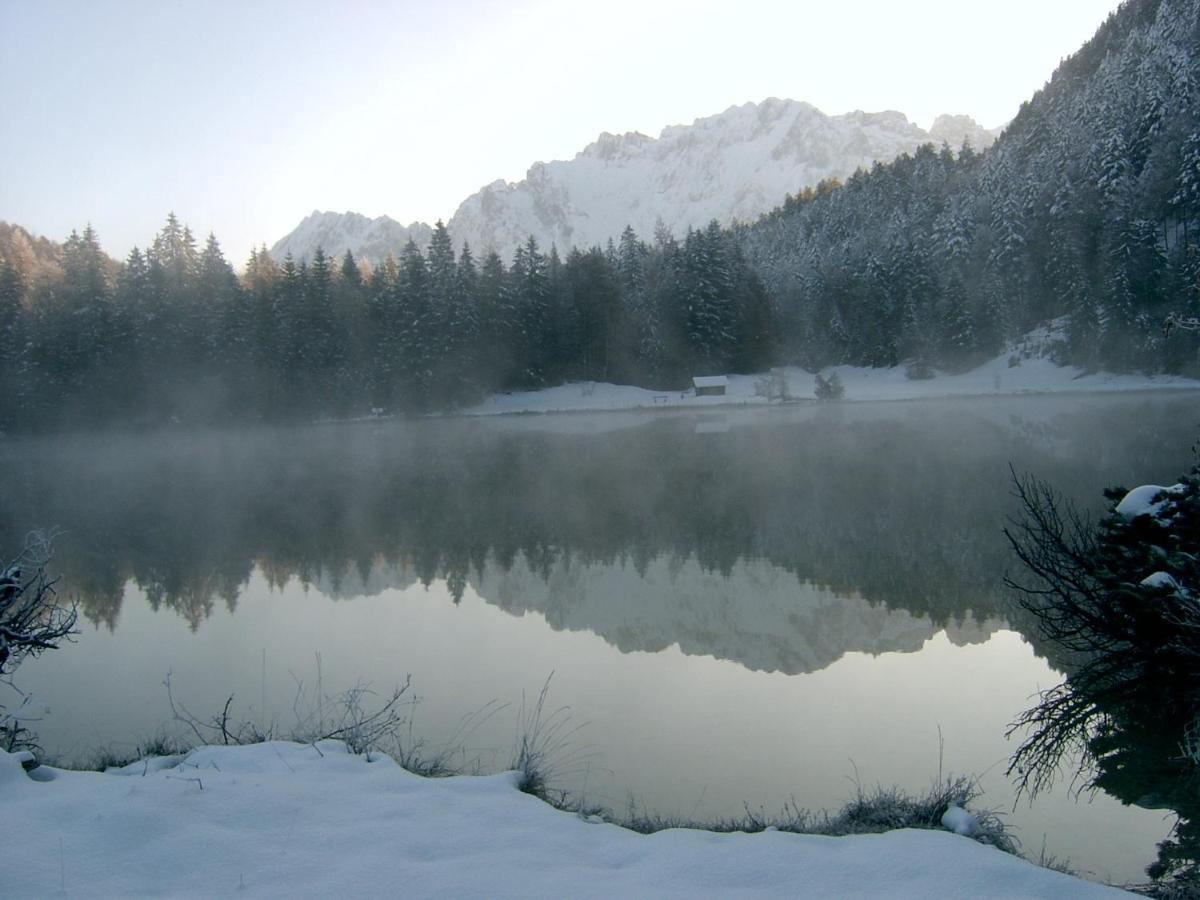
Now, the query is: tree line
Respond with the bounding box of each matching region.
[743,0,1200,375]
[0,215,774,428]
[6,393,1194,639]
[2,0,1199,430]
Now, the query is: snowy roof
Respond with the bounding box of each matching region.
[692,375,729,388]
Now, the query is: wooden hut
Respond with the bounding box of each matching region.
[692,375,728,397]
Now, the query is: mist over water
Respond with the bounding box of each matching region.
[5,392,1198,884]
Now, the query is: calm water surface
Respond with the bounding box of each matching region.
[6,393,1199,885]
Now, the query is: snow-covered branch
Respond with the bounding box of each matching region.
[0,533,77,677]
[1164,313,1200,334]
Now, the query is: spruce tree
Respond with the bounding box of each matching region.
[0,257,25,427]
[397,240,433,408]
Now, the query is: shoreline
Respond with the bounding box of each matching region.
[451,357,1200,421]
[3,740,1131,898]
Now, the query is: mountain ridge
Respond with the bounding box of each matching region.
[270,99,1000,266]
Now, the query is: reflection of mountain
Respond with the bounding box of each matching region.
[471,552,1001,675]
[0,394,1195,639]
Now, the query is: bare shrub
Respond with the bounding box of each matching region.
[753,369,792,403]
[1004,459,1200,891]
[814,371,844,400]
[1,533,77,752]
[160,660,503,777]
[0,533,77,677]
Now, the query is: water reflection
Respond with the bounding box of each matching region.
[4,393,1197,884]
[312,553,1002,674]
[4,394,1194,654]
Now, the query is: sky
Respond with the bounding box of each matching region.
[1,0,1124,267]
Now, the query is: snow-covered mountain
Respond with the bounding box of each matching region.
[270,99,1000,266]
[269,211,432,267]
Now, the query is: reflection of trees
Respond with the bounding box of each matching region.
[1006,460,1200,892]
[0,397,1195,639]
[1089,702,1200,886]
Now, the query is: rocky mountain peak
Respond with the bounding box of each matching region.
[270,98,1003,266]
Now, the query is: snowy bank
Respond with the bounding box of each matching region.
[459,355,1200,418]
[3,742,1127,898]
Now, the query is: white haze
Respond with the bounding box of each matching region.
[0,0,1123,265]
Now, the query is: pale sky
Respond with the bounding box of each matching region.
[1,0,1123,266]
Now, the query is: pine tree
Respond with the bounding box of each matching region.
[366,254,399,410]
[397,239,433,408]
[547,244,578,382]
[477,251,512,389]
[151,212,198,288]
[616,225,662,382]
[198,233,240,377]
[302,247,343,411]
[243,246,282,415]
[426,221,457,372]
[144,214,206,401]
[446,242,481,404]
[566,247,621,381]
[0,257,22,347]
[0,257,25,427]
[508,237,551,386]
[679,223,736,374]
[272,253,306,415]
[25,225,114,421]
[335,249,369,406]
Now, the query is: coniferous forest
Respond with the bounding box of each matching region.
[1,0,1198,432]
[0,217,774,428]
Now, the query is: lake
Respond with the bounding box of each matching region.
[5,392,1198,886]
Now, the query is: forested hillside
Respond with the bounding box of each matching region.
[743,0,1200,374]
[0,216,774,428]
[1,0,1197,431]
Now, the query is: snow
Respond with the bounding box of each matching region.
[271,99,999,264]
[446,101,999,262]
[459,352,1200,419]
[107,753,188,775]
[269,211,433,267]
[1116,484,1186,520]
[3,742,1128,898]
[1140,571,1189,598]
[941,803,981,837]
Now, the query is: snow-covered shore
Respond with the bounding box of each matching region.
[4,742,1127,898]
[459,354,1200,418]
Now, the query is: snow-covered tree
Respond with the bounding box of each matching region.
[1006,454,1200,889]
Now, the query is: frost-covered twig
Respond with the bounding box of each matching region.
[0,531,77,677]
[0,533,77,753]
